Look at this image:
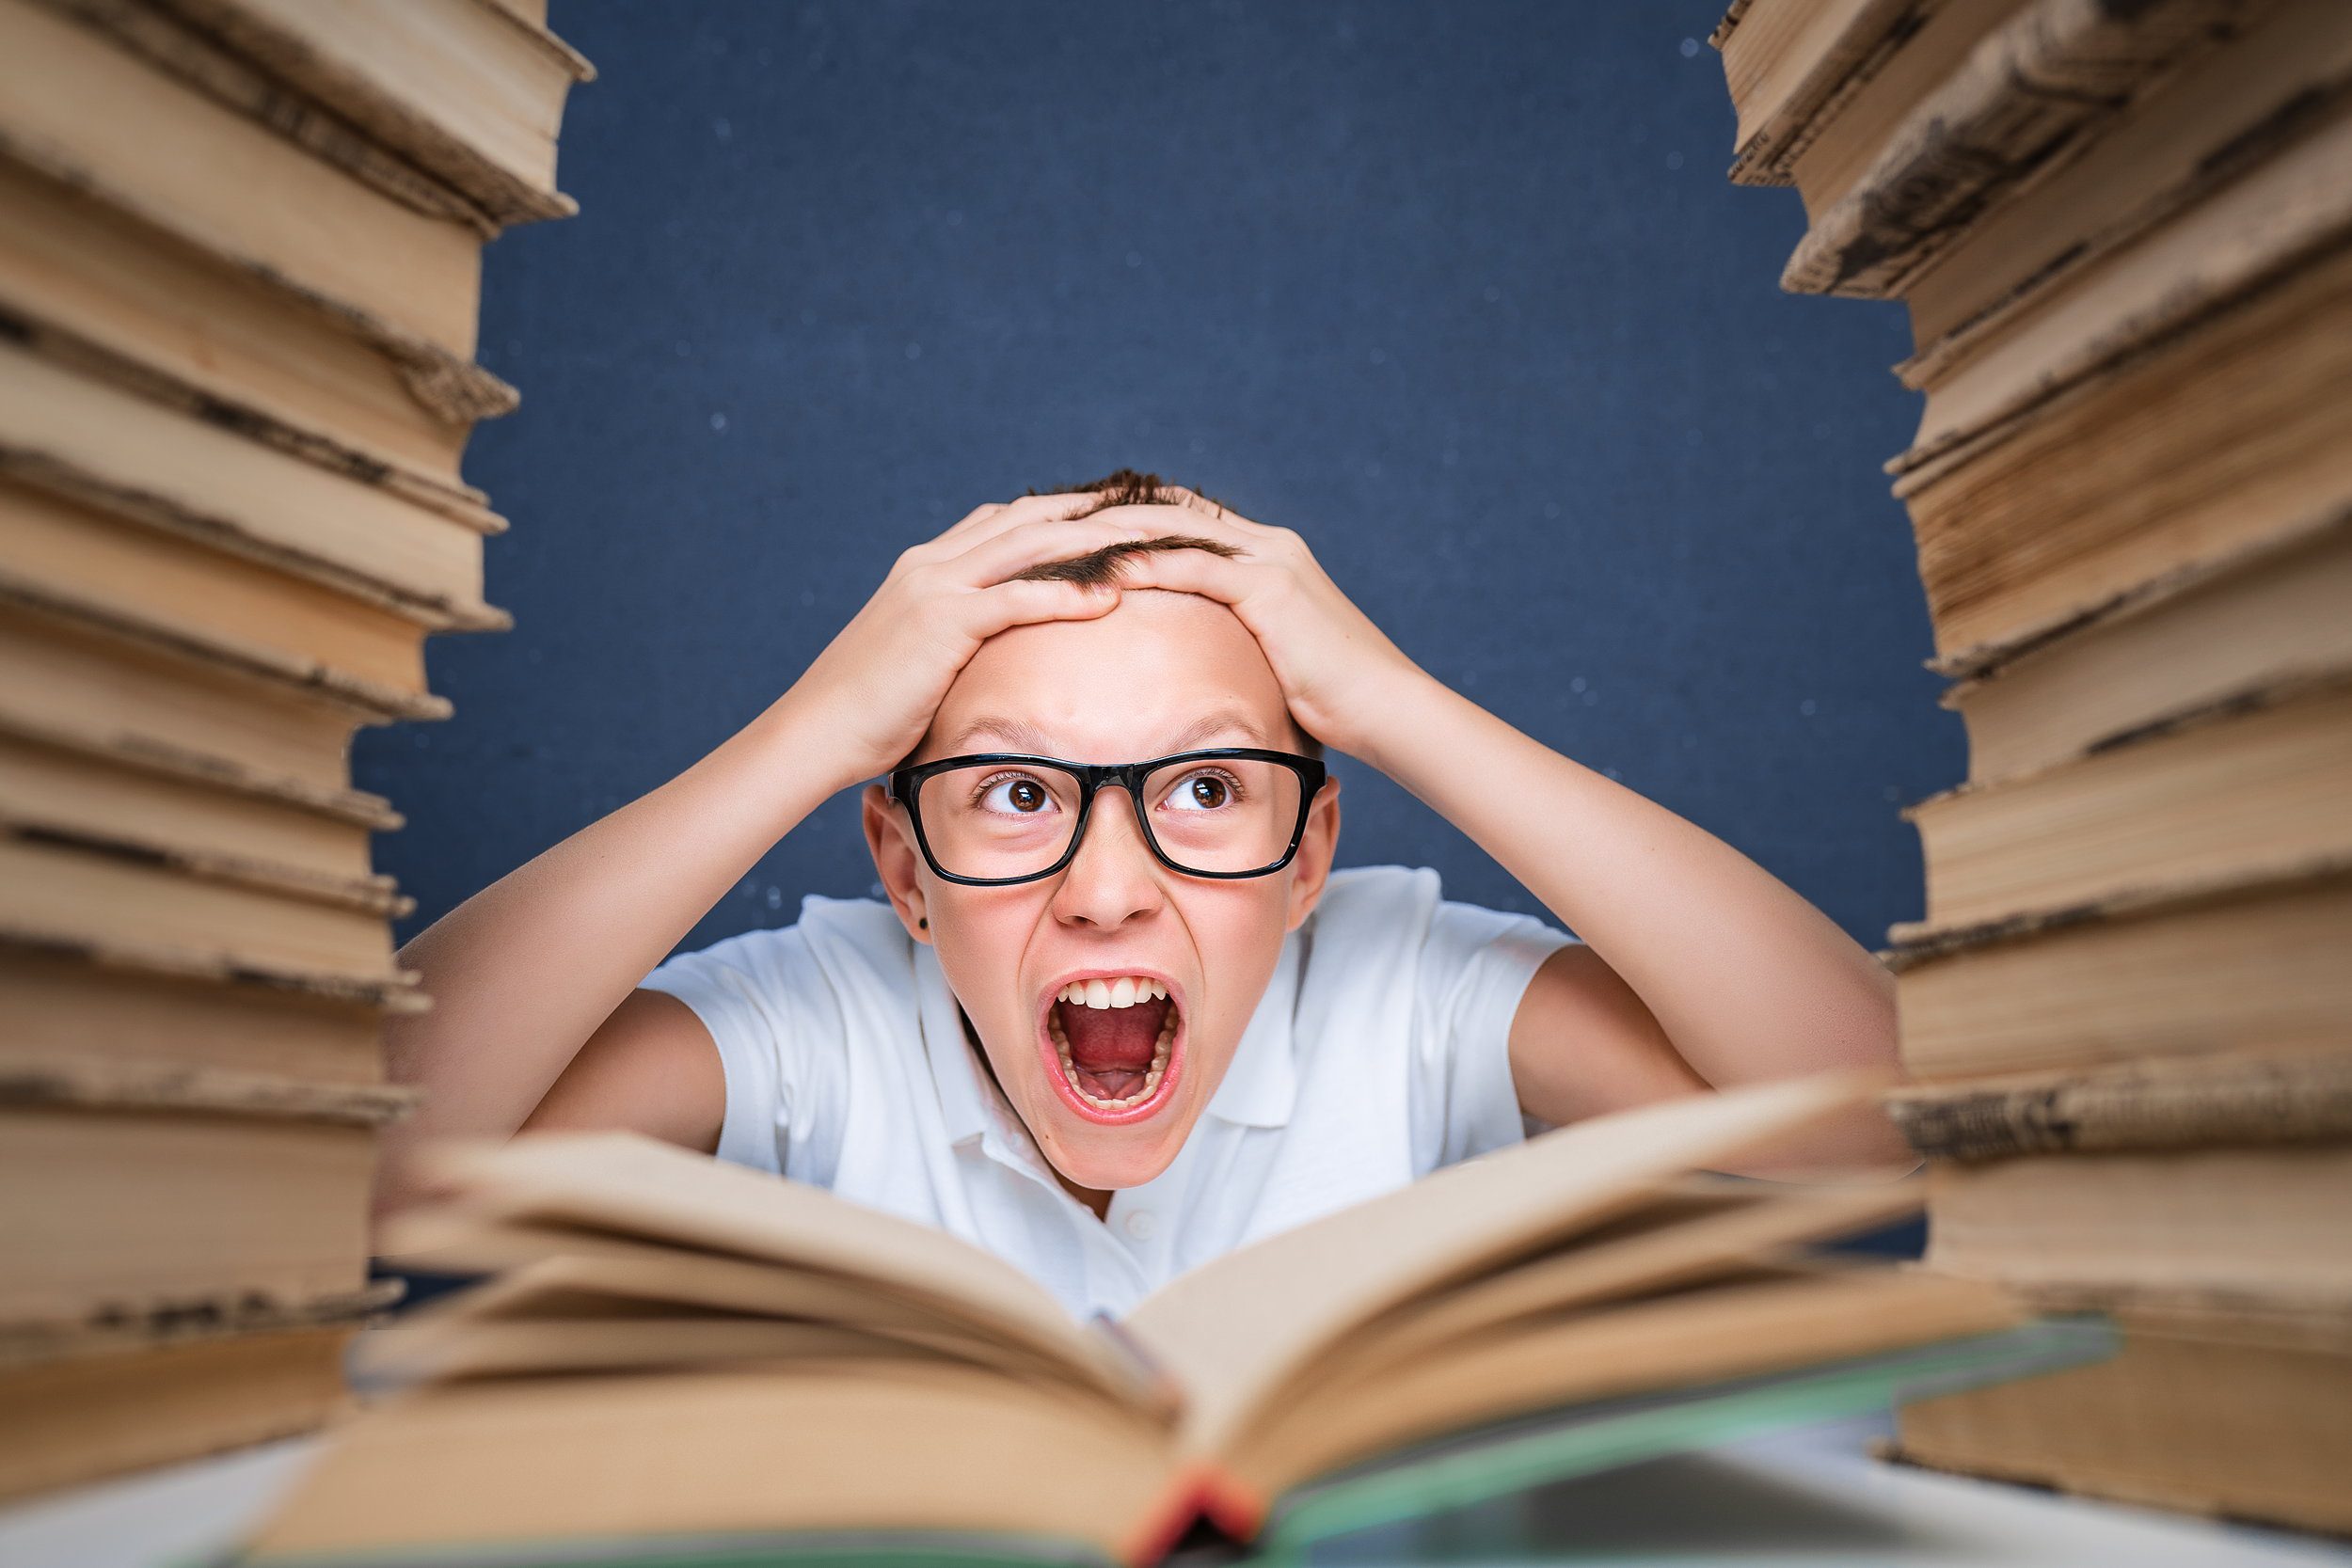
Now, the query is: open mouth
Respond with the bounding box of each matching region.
[1037,974,1184,1124]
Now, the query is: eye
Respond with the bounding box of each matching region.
[974,772,1058,816]
[1163,768,1245,812]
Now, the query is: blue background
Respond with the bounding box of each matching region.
[358,0,1951,961]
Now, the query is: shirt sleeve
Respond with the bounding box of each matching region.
[1410,887,1581,1167]
[638,924,846,1178]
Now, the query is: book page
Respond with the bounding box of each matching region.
[1291,1177,1924,1398]
[1233,1266,2021,1497]
[408,1132,1132,1389]
[383,1250,1139,1401]
[1125,1072,1877,1452]
[357,1317,928,1384]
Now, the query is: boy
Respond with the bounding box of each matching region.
[379,473,1911,1317]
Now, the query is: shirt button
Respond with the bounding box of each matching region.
[1123,1209,1157,1242]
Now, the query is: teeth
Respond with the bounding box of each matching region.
[1054,976,1170,1010]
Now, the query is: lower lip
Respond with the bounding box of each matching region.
[1035,998,1185,1126]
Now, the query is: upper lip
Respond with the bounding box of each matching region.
[1037,965,1185,1028]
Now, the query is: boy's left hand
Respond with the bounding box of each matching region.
[1077,491,1435,759]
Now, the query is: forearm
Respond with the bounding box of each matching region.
[378,692,845,1172]
[1360,676,1903,1099]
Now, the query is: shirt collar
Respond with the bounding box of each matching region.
[912,920,1305,1145]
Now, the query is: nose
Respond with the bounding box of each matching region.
[1048,787,1166,929]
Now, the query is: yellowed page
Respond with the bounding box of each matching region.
[1233,1266,2021,1496]
[355,1317,922,1383]
[389,1251,1136,1400]
[407,1133,1155,1395]
[1289,1177,1923,1398]
[1127,1072,1877,1452]
[402,1243,1021,1338]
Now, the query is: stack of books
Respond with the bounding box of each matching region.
[1714,0,2351,1532]
[0,0,591,1501]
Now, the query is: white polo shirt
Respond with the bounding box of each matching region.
[639,863,1578,1320]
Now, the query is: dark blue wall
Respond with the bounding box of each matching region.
[359,0,1951,960]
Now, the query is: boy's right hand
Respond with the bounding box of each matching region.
[781,493,1155,794]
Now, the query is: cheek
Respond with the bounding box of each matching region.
[1179,886,1294,1052]
[928,892,1043,1028]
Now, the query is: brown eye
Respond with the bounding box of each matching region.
[1164,768,1244,812]
[975,773,1058,815]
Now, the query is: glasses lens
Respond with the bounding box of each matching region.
[913,763,1087,882]
[1141,756,1304,874]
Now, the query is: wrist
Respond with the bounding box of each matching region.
[737,689,866,820]
[1342,666,1467,776]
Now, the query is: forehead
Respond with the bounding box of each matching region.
[924,589,1291,762]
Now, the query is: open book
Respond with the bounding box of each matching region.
[244,1075,2095,1566]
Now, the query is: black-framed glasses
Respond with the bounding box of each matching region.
[888,748,1327,886]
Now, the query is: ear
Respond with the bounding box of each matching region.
[1281,775,1343,933]
[861,783,931,943]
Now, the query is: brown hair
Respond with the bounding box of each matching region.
[1004,531,1239,589]
[1024,467,1229,515]
[1007,467,1241,588]
[1003,469,1322,760]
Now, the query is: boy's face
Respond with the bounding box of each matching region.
[863,588,1340,1192]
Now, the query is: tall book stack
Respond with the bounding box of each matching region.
[0,0,590,1501]
[1712,0,2352,1531]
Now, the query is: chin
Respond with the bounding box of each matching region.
[985,968,1239,1191]
[1031,1103,1200,1192]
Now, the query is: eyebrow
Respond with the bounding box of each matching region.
[944,707,1276,757]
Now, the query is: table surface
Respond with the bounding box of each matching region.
[1,1412,2345,1568]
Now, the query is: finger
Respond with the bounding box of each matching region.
[1154,486,1281,536]
[947,512,1168,585]
[1077,502,1264,555]
[1087,540,1259,606]
[927,492,1097,555]
[1166,488,1225,521]
[956,575,1122,639]
[931,512,1007,549]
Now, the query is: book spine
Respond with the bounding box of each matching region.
[0,923,426,1009]
[135,0,590,227]
[0,135,516,426]
[0,1055,419,1125]
[0,1276,400,1370]
[1881,853,2352,965]
[1885,1051,2352,1160]
[1785,0,2255,297]
[33,0,502,237]
[1,301,496,519]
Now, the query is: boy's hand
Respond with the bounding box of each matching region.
[1083,491,1434,759]
[783,496,1166,792]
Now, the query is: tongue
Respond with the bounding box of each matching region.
[1057,997,1169,1102]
